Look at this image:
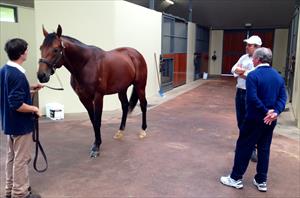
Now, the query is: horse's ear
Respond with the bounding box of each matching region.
[57,24,62,38]
[42,25,48,37]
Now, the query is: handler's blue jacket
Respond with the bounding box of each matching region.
[246,65,287,120]
[0,64,34,135]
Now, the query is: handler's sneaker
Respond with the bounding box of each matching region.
[220,175,243,189]
[253,178,267,192]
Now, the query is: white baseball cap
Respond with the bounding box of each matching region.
[243,35,262,46]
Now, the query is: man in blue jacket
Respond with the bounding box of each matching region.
[220,47,287,192]
[0,38,43,198]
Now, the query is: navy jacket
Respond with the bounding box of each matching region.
[246,65,287,120]
[0,65,34,135]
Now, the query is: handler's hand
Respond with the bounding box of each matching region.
[32,106,41,118]
[31,83,44,92]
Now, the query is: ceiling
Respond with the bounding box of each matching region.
[125,0,297,29]
[0,0,297,29]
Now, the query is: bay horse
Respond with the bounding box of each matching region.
[37,25,148,157]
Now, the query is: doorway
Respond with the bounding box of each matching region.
[194,25,209,80]
[161,14,187,91]
[222,29,274,74]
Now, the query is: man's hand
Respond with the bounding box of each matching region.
[267,109,274,115]
[32,106,41,117]
[234,66,245,75]
[16,103,41,117]
[264,109,278,125]
[239,74,246,79]
[31,83,44,92]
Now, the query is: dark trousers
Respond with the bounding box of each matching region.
[235,88,257,155]
[235,88,246,130]
[230,119,276,183]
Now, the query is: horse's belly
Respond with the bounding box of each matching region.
[104,80,132,94]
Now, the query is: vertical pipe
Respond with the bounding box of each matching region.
[149,0,155,10]
[188,0,193,21]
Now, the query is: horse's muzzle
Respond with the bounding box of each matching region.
[37,72,50,83]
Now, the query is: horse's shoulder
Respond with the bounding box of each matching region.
[70,75,78,87]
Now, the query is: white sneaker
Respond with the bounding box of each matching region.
[253,178,267,192]
[220,175,243,189]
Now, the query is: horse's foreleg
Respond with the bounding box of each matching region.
[114,91,129,140]
[90,94,103,157]
[137,87,147,139]
[78,96,101,158]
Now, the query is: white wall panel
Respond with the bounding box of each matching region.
[34,0,162,114]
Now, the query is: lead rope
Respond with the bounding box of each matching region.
[33,40,65,171]
[32,71,64,172]
[44,71,64,91]
[32,93,48,173]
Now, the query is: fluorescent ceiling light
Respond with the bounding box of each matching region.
[165,0,174,5]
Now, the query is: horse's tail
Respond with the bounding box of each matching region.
[128,86,139,113]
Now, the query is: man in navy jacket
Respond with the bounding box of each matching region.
[220,47,287,192]
[0,38,43,198]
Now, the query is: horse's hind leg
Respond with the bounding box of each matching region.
[113,91,129,140]
[136,86,147,139]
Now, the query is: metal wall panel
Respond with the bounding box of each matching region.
[286,7,299,101]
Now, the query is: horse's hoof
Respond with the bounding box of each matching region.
[90,150,100,158]
[113,130,124,140]
[138,130,147,139]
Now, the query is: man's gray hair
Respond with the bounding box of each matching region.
[253,47,272,64]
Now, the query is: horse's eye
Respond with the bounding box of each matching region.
[53,48,59,53]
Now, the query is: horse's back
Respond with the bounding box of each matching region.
[94,47,147,94]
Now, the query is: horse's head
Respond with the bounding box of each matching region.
[37,25,64,83]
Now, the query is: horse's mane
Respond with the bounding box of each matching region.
[63,35,102,50]
[43,32,85,46]
[62,35,84,45]
[43,32,102,50]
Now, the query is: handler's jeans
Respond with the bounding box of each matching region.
[5,132,32,198]
[230,119,276,183]
[235,88,246,130]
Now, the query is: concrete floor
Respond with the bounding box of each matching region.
[1,77,299,198]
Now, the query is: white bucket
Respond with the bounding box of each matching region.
[203,72,208,80]
[45,103,64,120]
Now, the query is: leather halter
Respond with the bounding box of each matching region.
[39,40,65,91]
[38,41,65,74]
